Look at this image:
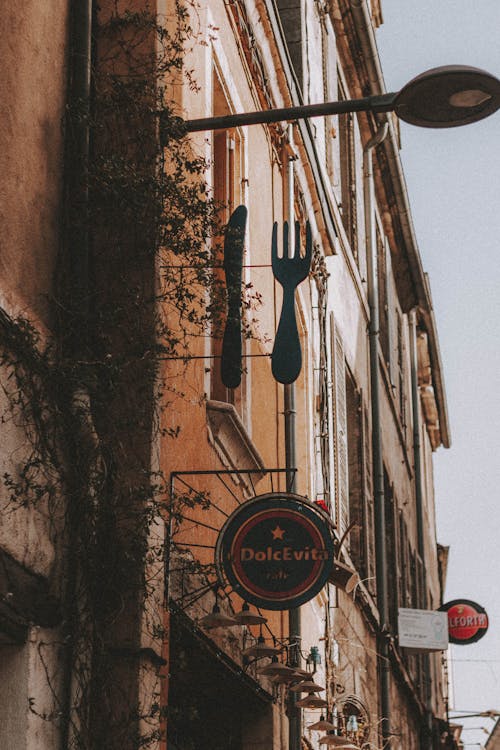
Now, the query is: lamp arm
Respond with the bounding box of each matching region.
[182,92,397,133]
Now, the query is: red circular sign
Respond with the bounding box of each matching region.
[216,493,334,610]
[439,599,489,645]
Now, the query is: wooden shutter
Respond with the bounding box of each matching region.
[361,402,376,595]
[415,552,425,610]
[397,310,407,433]
[385,242,396,382]
[331,314,349,536]
[346,376,362,564]
[384,481,398,630]
[398,511,409,607]
[377,229,389,366]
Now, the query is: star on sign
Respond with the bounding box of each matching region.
[271,524,285,540]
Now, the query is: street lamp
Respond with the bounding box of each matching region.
[184,65,500,132]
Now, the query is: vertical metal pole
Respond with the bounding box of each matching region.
[363,128,391,748]
[284,125,301,750]
[409,310,433,750]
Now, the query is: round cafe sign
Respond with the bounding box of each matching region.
[439,599,489,645]
[216,493,334,610]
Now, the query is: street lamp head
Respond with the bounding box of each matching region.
[393,65,500,128]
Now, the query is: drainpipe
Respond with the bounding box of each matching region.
[284,125,301,750]
[61,1,93,748]
[409,310,433,750]
[66,0,92,347]
[363,123,391,748]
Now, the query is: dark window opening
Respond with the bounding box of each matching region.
[338,84,358,262]
[345,372,376,595]
[275,0,303,89]
[167,612,272,750]
[211,71,244,408]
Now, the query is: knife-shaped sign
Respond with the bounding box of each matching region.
[220,205,248,389]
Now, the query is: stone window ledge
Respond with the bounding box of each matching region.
[206,400,265,485]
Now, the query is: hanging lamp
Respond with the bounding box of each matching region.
[290,679,325,693]
[308,716,337,731]
[199,603,239,629]
[234,602,268,626]
[258,656,297,677]
[242,634,281,658]
[319,735,357,747]
[296,695,328,709]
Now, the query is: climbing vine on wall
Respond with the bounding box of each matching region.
[0,4,261,749]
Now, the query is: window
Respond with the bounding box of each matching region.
[338,81,358,262]
[345,371,362,559]
[398,510,411,608]
[396,310,407,432]
[377,227,390,368]
[210,69,244,408]
[384,474,399,632]
[331,316,348,535]
[331,323,376,595]
[275,0,303,89]
[336,697,370,747]
[345,372,376,595]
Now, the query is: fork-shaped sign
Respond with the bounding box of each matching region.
[271,221,312,384]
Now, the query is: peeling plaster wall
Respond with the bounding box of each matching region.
[0,643,28,750]
[0,1,68,324]
[0,0,69,574]
[0,5,69,748]
[0,628,63,750]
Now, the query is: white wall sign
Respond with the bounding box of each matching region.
[398,608,449,652]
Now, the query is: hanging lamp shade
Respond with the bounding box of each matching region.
[271,671,302,685]
[199,604,239,629]
[234,602,268,626]
[290,680,325,693]
[296,695,328,709]
[258,657,297,677]
[319,735,355,747]
[308,717,337,731]
[242,635,281,658]
[292,667,311,679]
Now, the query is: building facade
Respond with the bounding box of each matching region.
[164,1,453,749]
[0,1,456,749]
[486,719,500,750]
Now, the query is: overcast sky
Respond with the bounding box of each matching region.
[376,1,500,745]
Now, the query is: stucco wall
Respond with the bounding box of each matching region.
[0,1,69,324]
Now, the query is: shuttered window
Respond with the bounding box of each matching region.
[331,323,377,594]
[331,314,349,536]
[377,229,390,369]
[346,371,362,560]
[384,476,399,632]
[396,310,407,433]
[345,378,376,595]
[210,70,244,409]
[361,405,376,595]
[338,110,358,263]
